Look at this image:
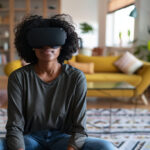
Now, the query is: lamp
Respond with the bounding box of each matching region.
[129,7,137,18]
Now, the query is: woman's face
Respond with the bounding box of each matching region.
[34,46,61,62]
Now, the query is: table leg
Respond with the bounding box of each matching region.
[109,99,112,134]
[141,94,149,105]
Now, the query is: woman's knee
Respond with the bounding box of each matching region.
[0,138,7,150]
[24,135,43,150]
[82,137,117,150]
[0,135,43,150]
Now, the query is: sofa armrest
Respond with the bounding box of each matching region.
[0,76,8,108]
[136,63,150,95]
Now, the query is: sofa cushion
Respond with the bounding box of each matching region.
[4,60,22,76]
[114,52,143,74]
[85,73,142,86]
[76,54,120,73]
[68,61,94,74]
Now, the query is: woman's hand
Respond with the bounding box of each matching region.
[67,145,76,150]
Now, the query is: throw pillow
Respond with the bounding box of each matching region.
[68,61,94,74]
[114,51,143,74]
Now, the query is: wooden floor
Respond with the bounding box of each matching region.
[87,97,150,110]
[87,88,150,110]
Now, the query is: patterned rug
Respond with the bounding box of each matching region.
[0,109,7,138]
[86,108,150,150]
[1,108,150,150]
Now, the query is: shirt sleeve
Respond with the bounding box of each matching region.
[6,72,25,150]
[68,71,88,150]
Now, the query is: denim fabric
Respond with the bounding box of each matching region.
[0,130,117,150]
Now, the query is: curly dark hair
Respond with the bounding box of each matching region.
[14,14,79,63]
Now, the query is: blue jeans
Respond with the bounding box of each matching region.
[0,130,117,150]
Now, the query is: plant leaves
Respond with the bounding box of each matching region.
[80,23,94,34]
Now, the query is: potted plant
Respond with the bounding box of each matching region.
[134,42,150,62]
[134,45,149,61]
[134,27,150,62]
[78,22,94,55]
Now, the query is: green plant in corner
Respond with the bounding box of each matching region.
[127,29,131,42]
[79,22,94,49]
[80,22,94,34]
[134,44,150,62]
[134,26,150,62]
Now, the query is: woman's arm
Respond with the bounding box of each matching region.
[68,71,88,150]
[6,72,25,150]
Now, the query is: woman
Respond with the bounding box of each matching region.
[0,14,117,150]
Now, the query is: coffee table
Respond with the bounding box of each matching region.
[87,81,136,131]
[87,81,136,98]
[87,81,135,90]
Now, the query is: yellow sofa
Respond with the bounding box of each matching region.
[68,54,150,105]
[3,55,150,105]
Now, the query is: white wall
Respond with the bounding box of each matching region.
[98,0,108,49]
[61,0,150,49]
[61,0,100,49]
[135,0,150,45]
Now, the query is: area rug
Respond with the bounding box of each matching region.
[0,109,7,138]
[86,108,150,150]
[1,108,150,150]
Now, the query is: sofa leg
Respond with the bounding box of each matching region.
[141,94,149,105]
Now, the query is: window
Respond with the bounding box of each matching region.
[106,5,135,47]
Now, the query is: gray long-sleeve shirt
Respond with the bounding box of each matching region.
[6,63,87,150]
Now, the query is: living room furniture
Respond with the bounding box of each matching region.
[68,54,150,105]
[87,81,135,91]
[1,54,150,107]
[0,76,8,107]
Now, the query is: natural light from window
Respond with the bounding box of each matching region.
[106,5,135,47]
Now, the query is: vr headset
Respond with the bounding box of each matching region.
[27,27,67,49]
